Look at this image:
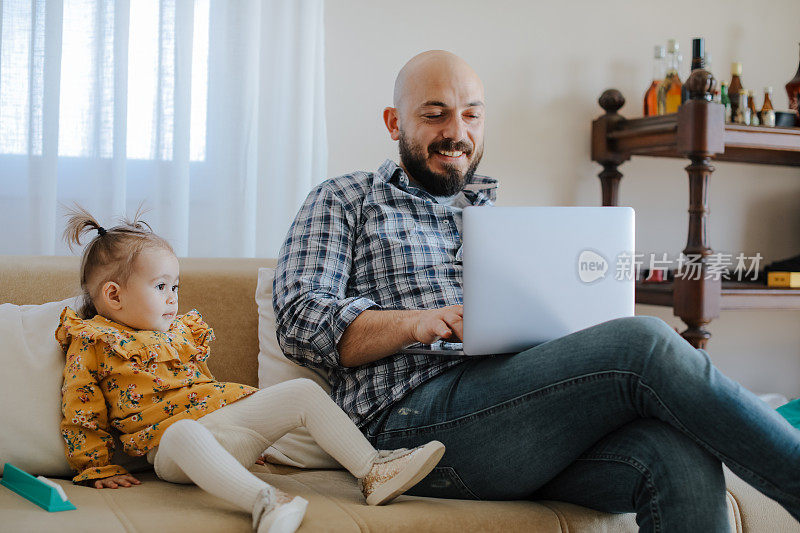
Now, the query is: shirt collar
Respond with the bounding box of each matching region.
[377,159,498,203]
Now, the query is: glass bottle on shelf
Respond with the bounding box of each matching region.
[681,38,705,103]
[729,62,744,121]
[786,43,800,121]
[720,83,730,121]
[735,90,750,125]
[644,45,666,117]
[705,52,720,102]
[747,90,759,126]
[657,39,683,114]
[760,87,776,127]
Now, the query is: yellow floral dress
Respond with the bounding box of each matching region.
[56,307,257,483]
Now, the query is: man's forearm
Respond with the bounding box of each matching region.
[337,305,464,367]
[337,310,420,367]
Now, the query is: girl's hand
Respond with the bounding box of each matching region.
[93,474,141,489]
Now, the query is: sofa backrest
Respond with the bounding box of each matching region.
[0,256,275,387]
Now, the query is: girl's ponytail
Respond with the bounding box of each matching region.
[63,205,107,251]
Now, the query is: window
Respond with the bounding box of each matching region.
[0,0,209,161]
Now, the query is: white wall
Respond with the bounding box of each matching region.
[324,0,800,398]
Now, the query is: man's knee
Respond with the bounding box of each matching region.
[614,315,676,343]
[610,316,700,366]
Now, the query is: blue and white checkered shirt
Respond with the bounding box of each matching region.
[274,159,498,427]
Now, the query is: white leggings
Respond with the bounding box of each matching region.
[147,378,378,512]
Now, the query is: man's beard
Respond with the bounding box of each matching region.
[398,132,483,197]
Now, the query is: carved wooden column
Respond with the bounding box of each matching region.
[673,70,725,349]
[591,90,630,206]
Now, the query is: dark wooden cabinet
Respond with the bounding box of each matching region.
[591,69,800,349]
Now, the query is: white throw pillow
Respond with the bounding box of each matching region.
[0,298,77,476]
[0,298,150,477]
[256,267,342,469]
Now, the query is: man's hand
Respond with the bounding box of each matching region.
[412,305,463,344]
[92,474,141,489]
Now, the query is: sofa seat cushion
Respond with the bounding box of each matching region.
[8,464,793,532]
[0,469,586,532]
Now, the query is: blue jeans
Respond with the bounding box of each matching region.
[363,316,800,532]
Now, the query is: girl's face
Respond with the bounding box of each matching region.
[103,247,180,331]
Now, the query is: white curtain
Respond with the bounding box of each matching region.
[0,0,327,257]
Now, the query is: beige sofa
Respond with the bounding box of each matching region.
[1,255,798,532]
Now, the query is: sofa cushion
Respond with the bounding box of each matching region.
[0,297,78,476]
[7,465,788,532]
[256,267,341,469]
[0,469,567,532]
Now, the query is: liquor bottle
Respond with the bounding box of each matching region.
[644,45,666,116]
[747,90,759,126]
[760,87,776,127]
[705,52,720,102]
[729,62,744,121]
[657,40,683,114]
[681,38,705,103]
[786,43,800,121]
[735,90,750,125]
[720,83,730,121]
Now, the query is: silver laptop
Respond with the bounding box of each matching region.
[401,206,635,356]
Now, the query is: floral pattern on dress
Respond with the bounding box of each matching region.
[56,307,257,483]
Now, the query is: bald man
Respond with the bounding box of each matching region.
[274,51,800,529]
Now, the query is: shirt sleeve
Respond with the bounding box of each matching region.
[273,181,380,370]
[60,337,129,483]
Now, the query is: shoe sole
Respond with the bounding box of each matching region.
[366,441,446,506]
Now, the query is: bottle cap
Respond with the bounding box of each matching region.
[731,62,742,75]
[764,86,773,93]
[653,45,665,59]
[747,89,755,96]
[692,38,704,59]
[667,39,679,53]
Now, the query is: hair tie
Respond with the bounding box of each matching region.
[97,226,107,236]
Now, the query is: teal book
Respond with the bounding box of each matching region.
[777,398,800,429]
[0,463,76,512]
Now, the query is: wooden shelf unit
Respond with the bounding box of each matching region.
[591,69,800,349]
[636,280,800,310]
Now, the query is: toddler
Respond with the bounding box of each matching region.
[57,207,445,533]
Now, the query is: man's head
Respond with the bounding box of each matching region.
[383,50,485,196]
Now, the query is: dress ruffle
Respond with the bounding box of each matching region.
[173,309,215,362]
[56,307,210,366]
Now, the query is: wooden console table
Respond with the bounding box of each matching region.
[591,69,800,349]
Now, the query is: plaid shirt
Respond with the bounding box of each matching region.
[274,159,498,427]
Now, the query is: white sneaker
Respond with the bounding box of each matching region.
[253,485,308,533]
[359,441,445,506]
